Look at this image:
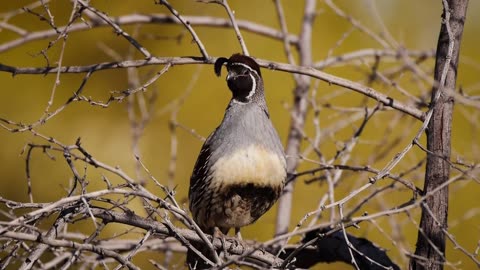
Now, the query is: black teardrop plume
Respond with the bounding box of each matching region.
[214,57,229,77]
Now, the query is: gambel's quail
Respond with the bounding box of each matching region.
[187,54,286,268]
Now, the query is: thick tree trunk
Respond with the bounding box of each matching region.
[410,1,468,269]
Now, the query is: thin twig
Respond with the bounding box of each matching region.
[157,0,209,58]
[77,0,152,58]
[203,0,249,55]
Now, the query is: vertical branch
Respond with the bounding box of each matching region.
[218,0,249,56]
[273,0,298,81]
[275,0,316,236]
[410,1,468,269]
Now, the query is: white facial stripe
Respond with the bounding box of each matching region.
[230,63,259,76]
[246,73,256,100]
[232,99,247,105]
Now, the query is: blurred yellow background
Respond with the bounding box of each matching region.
[1,0,479,269]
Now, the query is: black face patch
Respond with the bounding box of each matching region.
[227,74,253,102]
[214,54,262,103]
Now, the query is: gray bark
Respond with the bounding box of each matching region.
[410,1,469,269]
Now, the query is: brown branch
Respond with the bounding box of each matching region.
[77,0,152,59]
[273,0,297,70]
[0,57,425,120]
[90,208,284,267]
[1,229,140,270]
[19,205,75,270]
[324,0,390,49]
[202,0,250,56]
[156,0,209,58]
[410,0,469,269]
[0,0,52,21]
[313,48,435,70]
[0,14,298,53]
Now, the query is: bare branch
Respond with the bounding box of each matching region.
[157,0,209,58]
[0,14,298,54]
[1,2,477,269]
[77,0,152,59]
[201,0,250,56]
[0,57,425,120]
[275,0,317,237]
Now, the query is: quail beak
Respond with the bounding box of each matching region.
[226,70,247,82]
[226,70,236,81]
